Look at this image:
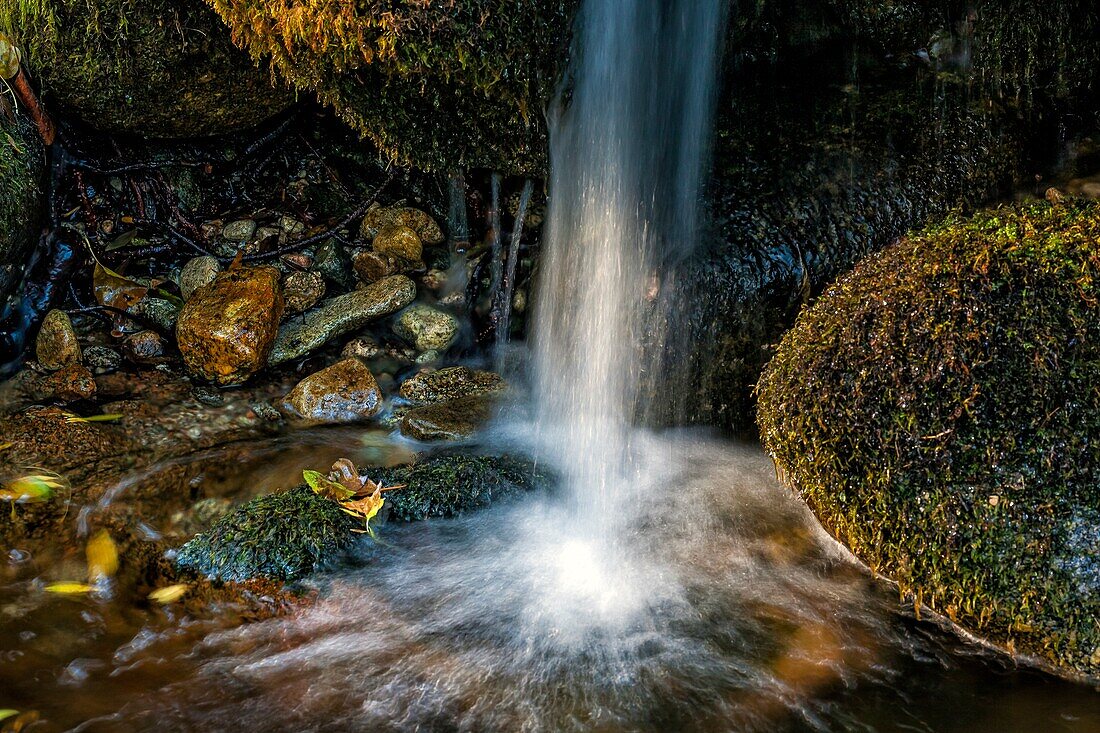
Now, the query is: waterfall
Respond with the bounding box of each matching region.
[532,0,728,527]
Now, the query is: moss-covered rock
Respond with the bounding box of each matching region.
[207,0,576,172]
[756,201,1100,679]
[175,454,552,582]
[0,108,43,300]
[175,486,362,583]
[378,454,552,521]
[0,0,291,138]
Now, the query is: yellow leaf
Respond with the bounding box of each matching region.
[45,582,94,595]
[303,470,356,501]
[0,442,12,451]
[64,413,124,424]
[148,584,189,604]
[0,472,65,503]
[86,530,118,581]
[0,711,17,723]
[339,488,384,523]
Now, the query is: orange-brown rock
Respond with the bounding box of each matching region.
[176,266,284,386]
[279,358,383,424]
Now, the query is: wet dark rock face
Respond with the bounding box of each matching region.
[0,111,44,302]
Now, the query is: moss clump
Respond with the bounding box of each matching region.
[207,0,577,172]
[757,201,1100,678]
[175,487,362,583]
[378,454,552,521]
[0,108,44,299]
[0,0,291,138]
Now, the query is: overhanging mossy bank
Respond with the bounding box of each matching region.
[757,201,1100,679]
[0,0,291,137]
[0,109,44,300]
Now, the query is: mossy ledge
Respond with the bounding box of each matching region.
[0,0,291,138]
[757,201,1100,679]
[0,108,44,300]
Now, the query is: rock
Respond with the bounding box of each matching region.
[361,205,445,245]
[82,345,121,374]
[352,249,394,284]
[279,358,384,424]
[269,275,416,365]
[376,454,552,521]
[372,224,423,262]
[399,395,494,442]
[282,271,326,315]
[135,297,179,332]
[191,385,224,407]
[221,219,257,243]
[121,330,166,364]
[314,240,352,286]
[176,266,284,385]
[0,0,291,138]
[399,366,506,405]
[393,304,459,353]
[420,269,448,291]
[179,256,221,301]
[341,336,382,360]
[37,364,97,402]
[0,112,45,302]
[278,216,305,237]
[414,350,440,365]
[35,310,82,370]
[174,487,362,583]
[756,202,1100,679]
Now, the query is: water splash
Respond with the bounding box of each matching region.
[532,0,728,529]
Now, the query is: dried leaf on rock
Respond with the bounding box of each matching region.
[303,469,356,501]
[93,258,147,311]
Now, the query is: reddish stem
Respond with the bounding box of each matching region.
[10,69,55,145]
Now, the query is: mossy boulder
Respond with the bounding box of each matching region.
[207,0,577,172]
[175,454,551,582]
[757,201,1100,679]
[174,486,362,583]
[0,109,44,300]
[0,0,291,138]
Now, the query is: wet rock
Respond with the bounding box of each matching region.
[399,395,494,442]
[279,358,384,424]
[373,224,423,262]
[399,366,507,405]
[352,249,395,284]
[282,271,326,315]
[361,205,445,246]
[82,346,121,374]
[341,336,382,360]
[376,454,552,521]
[135,297,180,332]
[757,202,1100,679]
[191,385,224,407]
[36,310,82,370]
[222,220,256,242]
[314,240,352,286]
[278,216,305,238]
[37,364,97,402]
[0,113,45,302]
[174,486,362,583]
[421,269,448,291]
[269,275,416,365]
[414,350,441,365]
[179,256,221,301]
[393,304,459,353]
[122,330,167,364]
[176,266,284,385]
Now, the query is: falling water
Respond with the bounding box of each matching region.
[532,0,728,524]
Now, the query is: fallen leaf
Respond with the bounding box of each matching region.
[63,413,124,424]
[0,471,65,503]
[93,258,147,311]
[0,711,17,724]
[328,458,363,493]
[45,582,94,595]
[339,487,385,531]
[86,529,118,581]
[0,442,12,451]
[304,469,356,501]
[149,584,190,604]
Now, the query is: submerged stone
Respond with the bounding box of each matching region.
[757,201,1100,680]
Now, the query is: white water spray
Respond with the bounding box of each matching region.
[533,0,728,529]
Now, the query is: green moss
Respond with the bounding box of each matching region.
[0,0,291,138]
[207,0,577,172]
[0,108,44,299]
[757,200,1100,678]
[174,486,362,583]
[378,454,553,522]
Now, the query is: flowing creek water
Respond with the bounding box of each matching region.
[2,1,1100,731]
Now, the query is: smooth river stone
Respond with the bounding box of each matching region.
[268,275,416,365]
[398,366,507,405]
[279,357,383,424]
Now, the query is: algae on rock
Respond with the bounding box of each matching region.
[757,201,1100,680]
[206,0,577,172]
[0,0,291,137]
[0,109,44,301]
